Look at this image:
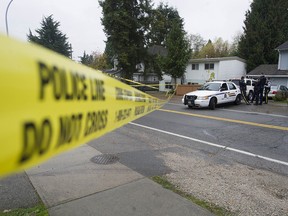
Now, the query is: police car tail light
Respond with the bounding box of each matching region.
[272,91,277,94]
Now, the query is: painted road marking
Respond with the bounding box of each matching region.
[158,108,288,131]
[219,108,288,118]
[129,122,288,167]
[166,102,288,118]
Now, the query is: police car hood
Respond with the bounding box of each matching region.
[186,90,219,97]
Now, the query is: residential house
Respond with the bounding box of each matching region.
[185,56,246,84]
[159,56,246,91]
[103,61,159,84]
[248,41,288,86]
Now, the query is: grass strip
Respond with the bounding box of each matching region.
[151,176,233,216]
[0,203,48,216]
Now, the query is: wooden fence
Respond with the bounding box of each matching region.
[176,84,202,96]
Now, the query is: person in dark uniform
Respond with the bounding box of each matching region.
[251,79,260,105]
[264,78,271,104]
[258,73,266,105]
[239,76,250,105]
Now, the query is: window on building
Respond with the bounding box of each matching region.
[192,64,199,70]
[165,82,173,89]
[205,63,214,70]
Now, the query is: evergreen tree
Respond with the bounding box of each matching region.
[27,15,72,58]
[238,0,288,72]
[162,21,192,84]
[147,3,182,46]
[99,0,152,79]
[79,51,94,66]
[145,3,184,79]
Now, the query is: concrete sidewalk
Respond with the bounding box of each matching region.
[26,145,213,216]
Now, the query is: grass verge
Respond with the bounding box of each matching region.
[151,176,233,216]
[0,204,48,216]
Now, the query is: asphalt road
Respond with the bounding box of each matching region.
[1,97,287,214]
[88,98,288,215]
[89,99,288,177]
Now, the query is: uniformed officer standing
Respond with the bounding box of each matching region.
[258,73,267,105]
[239,76,250,105]
[264,78,271,104]
[251,79,260,105]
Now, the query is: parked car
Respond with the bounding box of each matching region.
[182,81,242,110]
[268,85,288,98]
[229,78,256,101]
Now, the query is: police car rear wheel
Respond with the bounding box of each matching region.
[248,91,253,101]
[234,95,241,105]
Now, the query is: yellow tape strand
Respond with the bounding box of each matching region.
[0,35,167,178]
[118,76,159,90]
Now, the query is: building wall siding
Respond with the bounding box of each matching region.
[279,51,288,70]
[185,59,246,84]
[185,62,219,84]
[218,60,246,80]
[270,77,288,87]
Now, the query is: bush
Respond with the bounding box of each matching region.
[273,91,288,101]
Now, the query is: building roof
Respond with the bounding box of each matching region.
[275,41,288,50]
[102,69,122,76]
[248,64,288,76]
[190,56,246,64]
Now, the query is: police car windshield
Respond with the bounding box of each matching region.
[199,83,221,91]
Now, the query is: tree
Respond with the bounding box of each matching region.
[79,51,94,66]
[147,3,182,46]
[89,52,111,70]
[99,0,152,79]
[229,31,242,56]
[196,39,215,58]
[103,40,116,67]
[79,51,111,70]
[213,37,230,57]
[189,34,206,58]
[238,0,288,72]
[162,21,192,84]
[194,37,234,58]
[27,15,72,58]
[145,3,183,79]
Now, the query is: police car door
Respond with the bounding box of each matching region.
[219,83,230,103]
[227,82,237,102]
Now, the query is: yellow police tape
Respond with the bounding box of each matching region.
[0,35,168,178]
[119,77,159,90]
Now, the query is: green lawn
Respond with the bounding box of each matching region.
[0,204,48,216]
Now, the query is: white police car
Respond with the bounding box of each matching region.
[182,81,242,110]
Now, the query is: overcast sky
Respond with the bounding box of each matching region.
[1,0,251,61]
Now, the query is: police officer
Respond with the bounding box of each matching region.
[264,78,271,104]
[239,76,250,105]
[251,79,260,105]
[258,73,266,105]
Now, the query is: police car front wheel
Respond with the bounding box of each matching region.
[209,97,217,110]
